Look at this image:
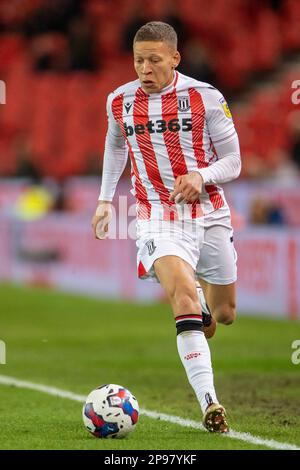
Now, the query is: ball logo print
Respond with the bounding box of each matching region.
[82,384,139,438]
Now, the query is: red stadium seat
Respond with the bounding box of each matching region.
[0,1,299,178]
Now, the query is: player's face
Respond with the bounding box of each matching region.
[133,41,180,94]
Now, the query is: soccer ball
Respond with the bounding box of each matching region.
[82,384,139,438]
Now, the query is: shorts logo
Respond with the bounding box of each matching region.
[178,96,190,112]
[146,239,156,256]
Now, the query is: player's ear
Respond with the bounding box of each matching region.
[173,51,181,69]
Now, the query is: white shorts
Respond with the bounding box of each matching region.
[136,205,237,285]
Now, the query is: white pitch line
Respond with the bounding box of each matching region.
[0,374,299,451]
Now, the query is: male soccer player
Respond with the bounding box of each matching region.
[92,22,241,433]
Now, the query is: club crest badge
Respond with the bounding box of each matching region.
[146,239,156,256]
[177,96,190,112]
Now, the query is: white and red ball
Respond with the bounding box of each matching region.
[82,384,139,438]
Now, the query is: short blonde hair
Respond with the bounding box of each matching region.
[133,21,177,49]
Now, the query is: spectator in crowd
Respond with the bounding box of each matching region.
[162,0,188,48]
[23,0,82,37]
[269,150,299,182]
[68,14,96,71]
[122,11,151,52]
[250,196,285,225]
[122,0,187,53]
[30,33,70,72]
[241,153,269,179]
[14,133,41,182]
[179,39,217,85]
[21,0,97,72]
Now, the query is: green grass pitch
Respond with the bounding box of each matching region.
[0,283,299,450]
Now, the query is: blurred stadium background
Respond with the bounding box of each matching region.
[0,0,300,317]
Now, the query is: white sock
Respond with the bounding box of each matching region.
[177,330,218,414]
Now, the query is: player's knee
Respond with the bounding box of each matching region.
[171,286,201,316]
[215,304,236,325]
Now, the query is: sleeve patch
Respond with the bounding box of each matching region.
[219,97,232,119]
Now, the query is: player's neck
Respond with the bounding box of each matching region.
[161,71,176,92]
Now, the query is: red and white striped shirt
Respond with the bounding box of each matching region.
[99,71,240,220]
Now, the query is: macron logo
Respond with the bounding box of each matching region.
[184,352,201,361]
[124,102,132,114]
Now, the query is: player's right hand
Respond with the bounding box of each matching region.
[169,172,203,204]
[91,201,112,239]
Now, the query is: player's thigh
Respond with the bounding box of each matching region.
[154,255,200,316]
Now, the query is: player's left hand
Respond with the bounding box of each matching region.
[169,172,203,203]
